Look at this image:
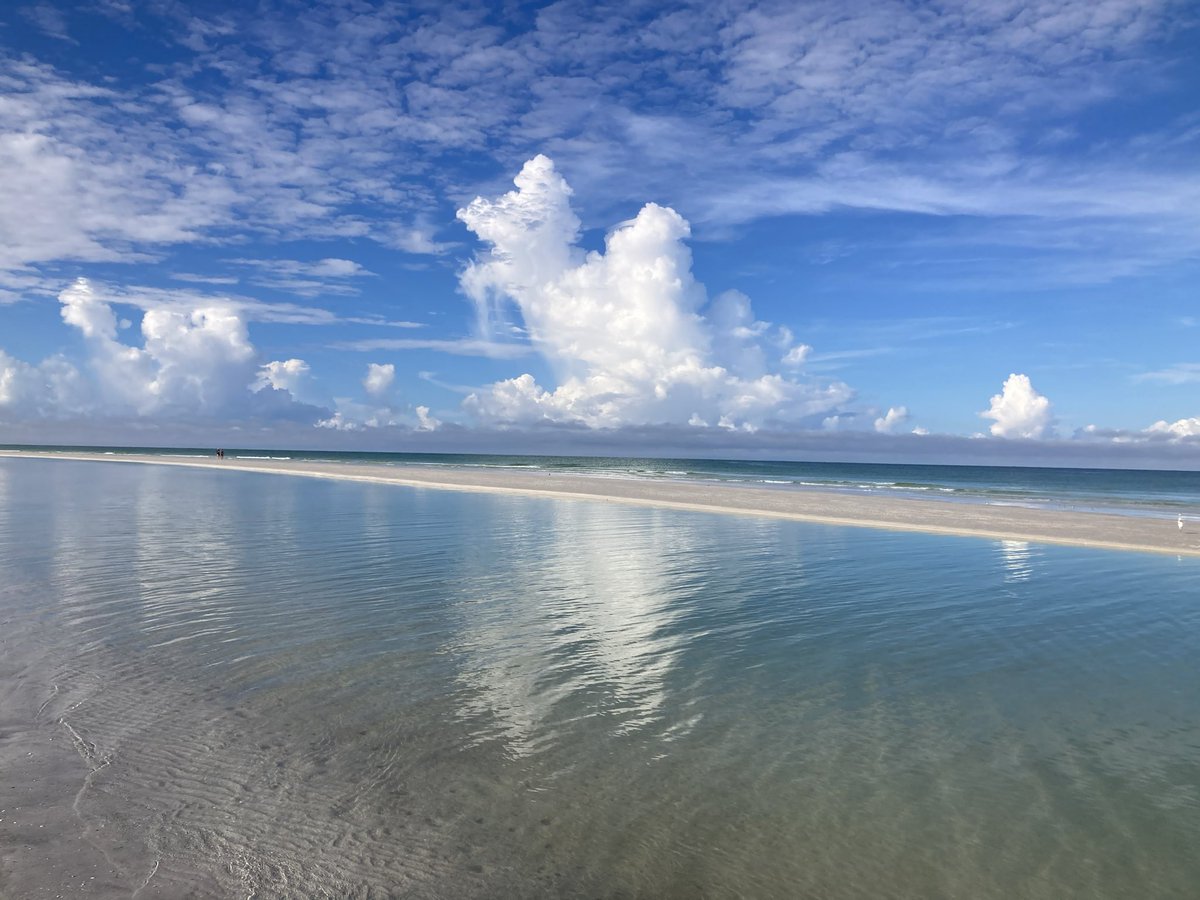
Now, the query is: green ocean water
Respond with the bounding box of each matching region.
[1,457,1198,897]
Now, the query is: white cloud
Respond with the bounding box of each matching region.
[171,272,241,286]
[782,343,812,367]
[1,3,1194,449]
[1145,417,1200,439]
[19,5,74,42]
[0,0,1194,301]
[60,277,120,340]
[256,358,310,395]
[1078,416,1200,444]
[336,337,529,359]
[315,395,437,433]
[1135,363,1200,385]
[363,362,395,397]
[4,280,273,423]
[308,258,369,278]
[415,405,441,431]
[386,222,454,256]
[980,373,1054,439]
[874,406,909,434]
[227,257,375,298]
[231,257,372,279]
[0,59,233,289]
[456,156,852,430]
[82,282,383,329]
[517,0,1199,275]
[822,415,848,430]
[315,410,358,431]
[1,278,318,422]
[0,349,90,417]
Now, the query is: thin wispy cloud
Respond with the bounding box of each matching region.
[2,0,1194,292]
[1136,363,1200,385]
[18,4,74,42]
[171,273,241,286]
[342,316,426,330]
[337,337,533,360]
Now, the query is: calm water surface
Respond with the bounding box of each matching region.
[11,444,1200,515]
[1,458,1198,898]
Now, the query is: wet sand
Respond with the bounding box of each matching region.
[0,622,135,896]
[3,450,1197,557]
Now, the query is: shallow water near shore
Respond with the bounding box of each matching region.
[9,444,1200,517]
[2,458,1198,898]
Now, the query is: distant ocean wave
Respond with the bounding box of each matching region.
[7,444,1200,519]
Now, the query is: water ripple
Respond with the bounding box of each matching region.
[2,459,1199,898]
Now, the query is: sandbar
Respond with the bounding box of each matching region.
[2,450,1198,557]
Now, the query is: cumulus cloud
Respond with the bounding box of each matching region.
[874,406,909,434]
[1,278,326,425]
[1077,416,1200,445]
[256,358,311,394]
[315,396,439,433]
[1144,417,1200,439]
[314,411,358,431]
[2,279,447,435]
[980,373,1053,438]
[456,156,851,430]
[0,349,90,418]
[363,362,395,397]
[415,405,441,431]
[312,361,440,432]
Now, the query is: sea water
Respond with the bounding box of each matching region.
[9,444,1200,517]
[0,458,1197,898]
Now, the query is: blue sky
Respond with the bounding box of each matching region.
[1,0,1198,465]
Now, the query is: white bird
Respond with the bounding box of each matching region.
[1178,514,1185,531]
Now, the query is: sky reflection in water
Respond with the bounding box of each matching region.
[1,458,1198,898]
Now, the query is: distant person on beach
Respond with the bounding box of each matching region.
[216,448,225,460]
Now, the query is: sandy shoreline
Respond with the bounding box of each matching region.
[3,450,1198,557]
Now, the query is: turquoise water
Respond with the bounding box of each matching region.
[1,458,1198,897]
[9,444,1200,516]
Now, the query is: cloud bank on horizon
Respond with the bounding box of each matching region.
[0,0,1197,463]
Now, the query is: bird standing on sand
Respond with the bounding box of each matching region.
[1178,514,1185,531]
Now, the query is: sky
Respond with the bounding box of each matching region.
[1,0,1198,466]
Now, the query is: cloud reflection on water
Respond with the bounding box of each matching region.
[443,498,707,755]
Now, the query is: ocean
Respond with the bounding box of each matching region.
[1,456,1198,897]
[8,444,1200,518]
